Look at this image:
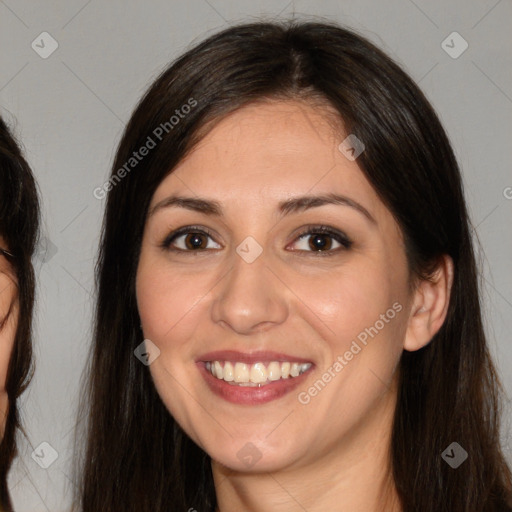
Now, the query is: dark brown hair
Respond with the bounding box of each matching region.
[0,115,40,511]
[75,20,512,511]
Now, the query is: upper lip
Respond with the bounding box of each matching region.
[197,350,313,365]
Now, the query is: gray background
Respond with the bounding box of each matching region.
[0,0,511,510]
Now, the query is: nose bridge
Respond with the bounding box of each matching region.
[210,243,288,334]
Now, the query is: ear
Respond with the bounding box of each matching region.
[403,254,454,352]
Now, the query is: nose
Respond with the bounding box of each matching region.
[210,248,288,335]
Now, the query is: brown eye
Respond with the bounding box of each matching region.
[184,233,208,250]
[290,226,353,254]
[307,233,334,251]
[162,227,221,252]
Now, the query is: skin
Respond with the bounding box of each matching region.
[0,237,17,439]
[136,100,453,511]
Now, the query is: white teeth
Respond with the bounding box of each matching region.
[206,360,312,385]
[214,361,223,380]
[223,361,234,381]
[250,362,267,383]
[301,363,311,373]
[234,362,249,383]
[267,361,281,381]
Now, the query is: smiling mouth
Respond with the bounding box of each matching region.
[204,360,313,387]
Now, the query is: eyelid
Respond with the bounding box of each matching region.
[160,225,220,250]
[288,225,353,254]
[160,224,353,254]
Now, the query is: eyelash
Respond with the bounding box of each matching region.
[160,224,353,256]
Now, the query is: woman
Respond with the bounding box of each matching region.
[0,115,40,511]
[76,21,512,511]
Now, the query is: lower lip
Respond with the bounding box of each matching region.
[197,362,312,405]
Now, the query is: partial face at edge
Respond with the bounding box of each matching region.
[0,236,18,439]
[135,100,417,473]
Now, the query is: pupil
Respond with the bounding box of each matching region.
[187,233,204,249]
[310,234,330,251]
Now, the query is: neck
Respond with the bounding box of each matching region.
[212,378,402,512]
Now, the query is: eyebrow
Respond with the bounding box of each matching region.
[149,193,376,225]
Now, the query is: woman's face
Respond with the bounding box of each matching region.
[0,237,17,438]
[136,100,416,472]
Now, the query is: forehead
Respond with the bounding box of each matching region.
[187,99,342,168]
[152,100,382,210]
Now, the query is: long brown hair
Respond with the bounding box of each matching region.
[75,20,512,511]
[0,115,40,511]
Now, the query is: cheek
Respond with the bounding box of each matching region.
[137,266,180,341]
[307,257,405,342]
[0,280,18,437]
[322,257,407,375]
[136,257,210,355]
[0,277,17,381]
[300,252,409,420]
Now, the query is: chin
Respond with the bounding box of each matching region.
[205,436,304,474]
